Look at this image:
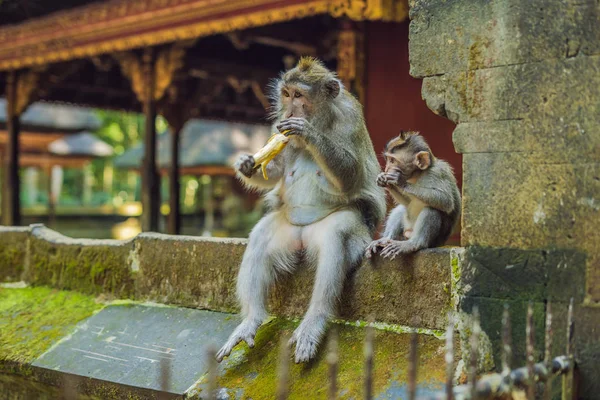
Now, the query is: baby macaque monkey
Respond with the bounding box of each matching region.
[366,131,461,259]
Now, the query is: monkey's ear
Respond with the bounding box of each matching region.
[414,151,431,170]
[324,79,341,99]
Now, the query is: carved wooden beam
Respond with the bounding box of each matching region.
[225,32,317,56]
[0,0,407,71]
[115,42,189,103]
[330,0,407,22]
[114,52,145,102]
[13,69,43,115]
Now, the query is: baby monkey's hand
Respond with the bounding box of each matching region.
[376,171,407,187]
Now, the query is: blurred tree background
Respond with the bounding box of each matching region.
[85,111,167,207]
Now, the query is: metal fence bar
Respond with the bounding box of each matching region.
[408,327,419,400]
[327,326,339,400]
[206,343,218,400]
[419,299,576,400]
[501,304,513,394]
[526,302,535,400]
[364,321,374,400]
[61,375,78,400]
[562,298,575,400]
[158,357,172,400]
[445,313,455,400]
[276,334,290,400]
[543,301,553,400]
[469,307,480,400]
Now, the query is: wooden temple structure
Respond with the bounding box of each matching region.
[0,0,459,237]
[0,100,102,169]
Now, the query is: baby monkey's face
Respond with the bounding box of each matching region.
[384,150,419,178]
[383,132,433,180]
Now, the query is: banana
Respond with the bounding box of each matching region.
[252,130,291,180]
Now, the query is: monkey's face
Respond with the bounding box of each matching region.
[280,83,313,119]
[384,149,431,179]
[384,151,417,178]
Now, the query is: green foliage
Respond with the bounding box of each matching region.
[94,110,144,156]
[90,110,167,200]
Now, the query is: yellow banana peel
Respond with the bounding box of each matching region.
[252,130,291,180]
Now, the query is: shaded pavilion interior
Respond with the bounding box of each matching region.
[0,0,459,241]
[0,99,102,169]
[0,100,106,215]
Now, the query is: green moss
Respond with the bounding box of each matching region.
[208,319,447,399]
[0,287,103,365]
[0,237,27,282]
[29,241,134,298]
[451,253,461,284]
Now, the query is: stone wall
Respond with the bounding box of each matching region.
[0,225,455,331]
[409,0,600,397]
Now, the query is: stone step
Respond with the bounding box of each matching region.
[0,224,459,331]
[0,286,451,399]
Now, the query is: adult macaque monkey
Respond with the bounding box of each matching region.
[366,131,461,259]
[216,57,385,363]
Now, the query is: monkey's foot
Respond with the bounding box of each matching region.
[365,238,393,258]
[289,316,327,363]
[215,318,261,362]
[380,241,417,260]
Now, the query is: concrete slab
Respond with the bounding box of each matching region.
[32,304,239,395]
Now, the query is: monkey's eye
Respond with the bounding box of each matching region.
[282,90,290,97]
[294,92,302,98]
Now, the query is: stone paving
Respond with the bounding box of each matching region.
[0,287,449,399]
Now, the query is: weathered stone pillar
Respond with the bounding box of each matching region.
[409,0,600,395]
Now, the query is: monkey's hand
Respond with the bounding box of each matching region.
[380,240,416,260]
[384,170,408,188]
[234,154,256,178]
[276,117,313,140]
[365,238,393,258]
[376,172,390,187]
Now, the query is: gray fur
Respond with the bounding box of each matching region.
[217,59,385,364]
[366,138,461,260]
